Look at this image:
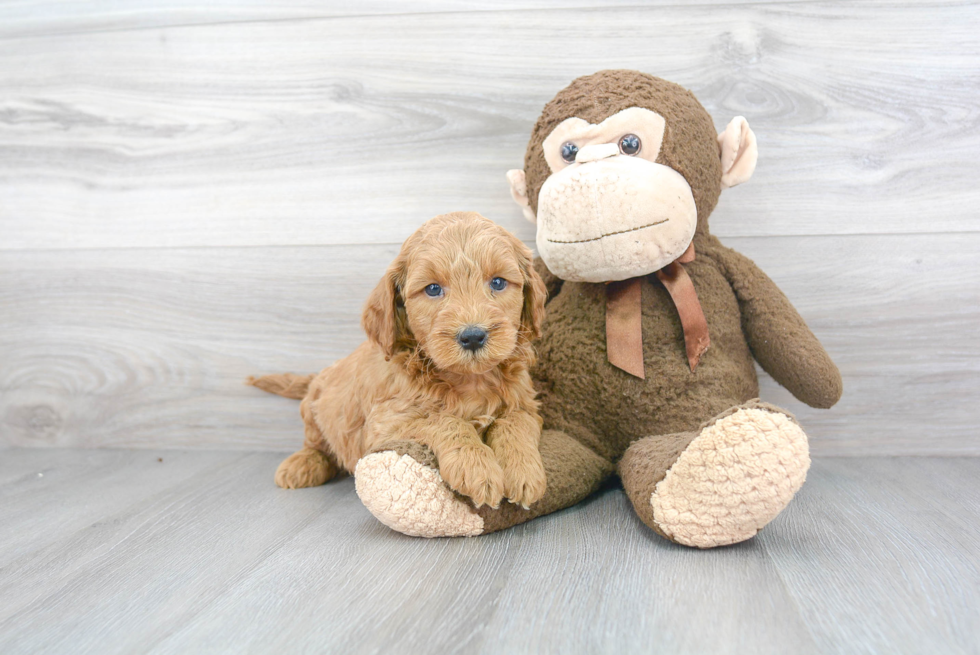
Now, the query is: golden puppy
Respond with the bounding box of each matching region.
[254,212,548,508]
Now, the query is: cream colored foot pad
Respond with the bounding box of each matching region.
[651,408,809,548]
[355,451,484,538]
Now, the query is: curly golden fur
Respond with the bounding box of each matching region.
[270,212,548,508]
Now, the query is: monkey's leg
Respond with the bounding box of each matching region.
[354,429,613,538]
[619,400,810,548]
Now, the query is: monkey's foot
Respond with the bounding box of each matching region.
[354,445,484,538]
[620,401,809,548]
[653,404,809,548]
[356,431,614,537]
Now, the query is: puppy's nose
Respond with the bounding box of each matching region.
[457,326,488,352]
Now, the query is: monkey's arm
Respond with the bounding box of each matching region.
[533,257,564,302]
[707,242,842,409]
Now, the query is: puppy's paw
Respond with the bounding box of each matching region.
[501,453,547,509]
[275,448,336,489]
[438,444,506,509]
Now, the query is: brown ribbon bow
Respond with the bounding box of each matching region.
[605,243,710,378]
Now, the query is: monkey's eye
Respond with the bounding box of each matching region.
[560,141,579,163]
[619,134,641,156]
[424,283,443,297]
[489,277,508,292]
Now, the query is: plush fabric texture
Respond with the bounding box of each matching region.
[357,431,613,537]
[618,429,698,540]
[649,406,809,548]
[523,70,723,236]
[352,71,842,546]
[620,400,808,547]
[718,116,758,188]
[535,156,697,282]
[475,428,614,533]
[707,239,844,409]
[540,107,666,174]
[355,451,484,538]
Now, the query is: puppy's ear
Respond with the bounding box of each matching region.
[362,259,408,359]
[516,241,547,342]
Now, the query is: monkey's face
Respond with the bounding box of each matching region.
[534,108,696,283]
[507,72,758,284]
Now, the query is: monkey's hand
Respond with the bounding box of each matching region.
[707,238,843,409]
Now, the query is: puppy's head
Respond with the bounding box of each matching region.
[362,212,546,375]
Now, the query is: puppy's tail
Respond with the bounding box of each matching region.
[247,373,314,400]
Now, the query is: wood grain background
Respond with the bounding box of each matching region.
[2,450,978,653]
[2,0,978,454]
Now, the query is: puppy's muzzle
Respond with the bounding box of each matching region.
[456,325,488,352]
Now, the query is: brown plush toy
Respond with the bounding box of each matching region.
[355,70,842,547]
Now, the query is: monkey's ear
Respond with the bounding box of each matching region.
[718,117,758,189]
[361,262,405,359]
[506,169,537,224]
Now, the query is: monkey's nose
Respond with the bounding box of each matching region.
[457,326,488,352]
[575,143,619,164]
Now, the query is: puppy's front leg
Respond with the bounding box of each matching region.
[485,412,546,509]
[420,415,505,509]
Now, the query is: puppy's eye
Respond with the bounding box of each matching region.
[489,277,508,292]
[619,134,641,156]
[560,142,579,163]
[424,283,443,297]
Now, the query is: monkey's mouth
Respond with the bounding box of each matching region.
[546,218,669,244]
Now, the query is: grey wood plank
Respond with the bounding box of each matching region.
[147,486,523,655]
[0,243,401,451]
[761,458,980,655]
[0,0,822,40]
[2,233,977,455]
[1,450,977,654]
[0,449,240,567]
[1,1,978,250]
[0,452,346,654]
[472,492,819,655]
[149,487,818,655]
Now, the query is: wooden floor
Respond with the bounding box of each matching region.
[0,449,976,654]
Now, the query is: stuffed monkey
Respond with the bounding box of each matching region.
[355,71,842,547]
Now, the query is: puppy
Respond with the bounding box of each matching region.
[255,212,548,509]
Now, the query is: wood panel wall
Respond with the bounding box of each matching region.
[2,1,978,454]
